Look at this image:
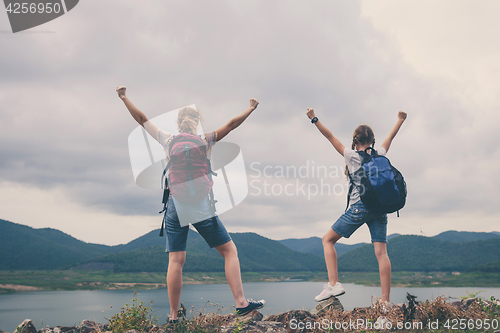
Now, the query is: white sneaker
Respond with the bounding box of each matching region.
[379,301,395,314]
[314,282,345,302]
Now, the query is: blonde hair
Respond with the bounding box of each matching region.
[345,124,375,178]
[177,106,201,135]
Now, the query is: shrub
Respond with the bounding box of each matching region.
[107,291,157,333]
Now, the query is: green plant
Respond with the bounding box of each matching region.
[476,295,500,318]
[232,318,245,333]
[107,291,157,333]
[459,290,485,299]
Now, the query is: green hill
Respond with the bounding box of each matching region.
[113,228,201,252]
[77,232,326,273]
[434,231,500,243]
[229,233,325,271]
[279,237,366,259]
[78,245,226,273]
[0,219,114,270]
[467,261,500,273]
[2,219,499,273]
[338,235,500,272]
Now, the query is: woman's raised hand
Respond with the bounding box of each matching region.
[398,110,407,121]
[306,108,316,120]
[250,98,259,110]
[116,86,127,99]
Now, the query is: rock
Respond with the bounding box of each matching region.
[462,297,477,308]
[374,316,392,330]
[77,320,104,333]
[265,310,316,323]
[16,320,37,333]
[240,310,264,322]
[221,311,287,333]
[264,310,318,333]
[38,326,76,333]
[221,320,287,333]
[310,297,344,316]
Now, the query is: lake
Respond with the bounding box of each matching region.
[1,282,499,332]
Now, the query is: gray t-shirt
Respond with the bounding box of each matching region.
[344,147,387,205]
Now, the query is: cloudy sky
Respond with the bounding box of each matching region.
[1,0,499,246]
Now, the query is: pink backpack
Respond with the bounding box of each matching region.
[159,133,218,235]
[164,133,214,202]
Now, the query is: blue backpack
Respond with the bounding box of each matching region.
[346,147,406,216]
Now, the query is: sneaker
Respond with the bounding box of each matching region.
[379,301,395,314]
[382,302,394,313]
[314,282,345,302]
[167,318,179,325]
[235,298,266,316]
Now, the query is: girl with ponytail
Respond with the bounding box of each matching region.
[306,108,407,309]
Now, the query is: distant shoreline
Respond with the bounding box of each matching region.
[1,270,499,293]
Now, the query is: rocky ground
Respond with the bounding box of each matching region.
[4,296,499,333]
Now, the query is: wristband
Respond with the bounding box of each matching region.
[311,117,318,124]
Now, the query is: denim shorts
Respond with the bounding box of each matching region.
[331,201,388,243]
[164,198,232,252]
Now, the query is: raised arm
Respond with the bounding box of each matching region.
[116,86,158,138]
[381,111,407,153]
[306,108,345,156]
[214,98,259,142]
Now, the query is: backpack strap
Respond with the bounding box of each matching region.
[158,187,170,237]
[183,144,197,197]
[345,183,353,212]
[161,160,172,189]
[206,158,218,227]
[345,148,376,212]
[345,166,355,212]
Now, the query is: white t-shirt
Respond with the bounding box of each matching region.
[344,147,387,205]
[156,129,217,225]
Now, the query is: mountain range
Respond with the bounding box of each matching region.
[1,218,499,273]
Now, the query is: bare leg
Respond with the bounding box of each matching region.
[215,241,248,308]
[373,242,391,302]
[167,251,186,319]
[322,228,343,286]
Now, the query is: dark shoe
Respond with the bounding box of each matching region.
[235,299,266,316]
[167,318,179,325]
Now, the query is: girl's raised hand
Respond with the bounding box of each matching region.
[306,108,316,120]
[116,86,127,99]
[398,111,407,120]
[250,98,259,110]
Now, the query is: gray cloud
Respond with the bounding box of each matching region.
[1,0,499,244]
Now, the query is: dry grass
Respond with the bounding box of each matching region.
[162,295,499,332]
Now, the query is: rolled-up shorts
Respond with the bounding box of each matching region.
[164,198,232,252]
[331,201,388,243]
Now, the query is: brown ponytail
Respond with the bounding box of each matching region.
[177,106,201,135]
[344,124,375,178]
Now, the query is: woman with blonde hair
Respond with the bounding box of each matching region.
[117,86,265,322]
